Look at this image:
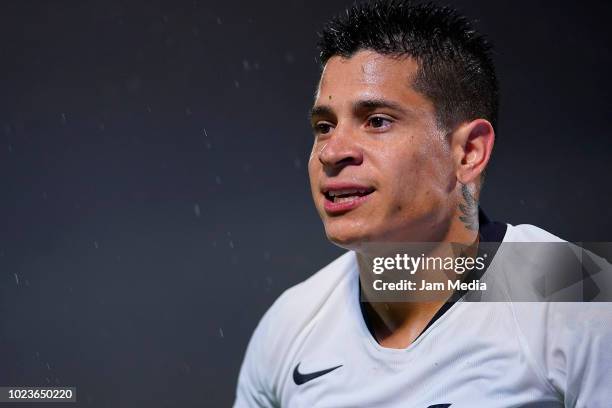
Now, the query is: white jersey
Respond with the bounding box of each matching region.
[234,222,612,408]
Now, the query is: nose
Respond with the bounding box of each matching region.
[318,125,363,172]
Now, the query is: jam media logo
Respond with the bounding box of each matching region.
[292,363,343,385]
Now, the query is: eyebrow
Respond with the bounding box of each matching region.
[309,98,410,121]
[309,105,334,120]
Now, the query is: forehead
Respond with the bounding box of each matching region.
[315,50,429,110]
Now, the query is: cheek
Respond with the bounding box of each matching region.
[307,156,321,197]
[307,155,317,180]
[308,141,322,174]
[382,144,450,209]
[386,148,424,188]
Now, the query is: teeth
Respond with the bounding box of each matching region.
[328,189,366,197]
[334,195,359,203]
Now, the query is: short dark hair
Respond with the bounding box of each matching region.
[317,0,499,132]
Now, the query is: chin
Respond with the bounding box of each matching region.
[324,224,371,250]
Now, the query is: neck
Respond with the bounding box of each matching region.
[356,213,480,349]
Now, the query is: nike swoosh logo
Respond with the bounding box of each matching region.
[293,362,342,385]
[427,404,451,408]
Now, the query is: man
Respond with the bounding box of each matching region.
[234,2,612,407]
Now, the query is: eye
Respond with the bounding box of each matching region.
[313,122,334,135]
[366,116,393,130]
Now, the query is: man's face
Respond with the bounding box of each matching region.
[308,50,457,249]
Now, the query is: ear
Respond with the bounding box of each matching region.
[451,119,495,184]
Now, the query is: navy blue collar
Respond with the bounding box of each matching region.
[478,207,507,243]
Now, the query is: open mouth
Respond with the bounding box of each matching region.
[324,188,375,204]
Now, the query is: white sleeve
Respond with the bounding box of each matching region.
[233,304,279,408]
[545,303,612,408]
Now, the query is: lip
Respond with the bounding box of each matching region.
[321,182,375,215]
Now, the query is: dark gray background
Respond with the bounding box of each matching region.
[1,0,610,406]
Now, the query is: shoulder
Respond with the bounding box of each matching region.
[498,223,611,300]
[248,251,357,361]
[503,223,565,242]
[235,251,357,405]
[264,251,356,334]
[498,225,612,402]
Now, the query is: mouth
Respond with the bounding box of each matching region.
[322,185,375,214]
